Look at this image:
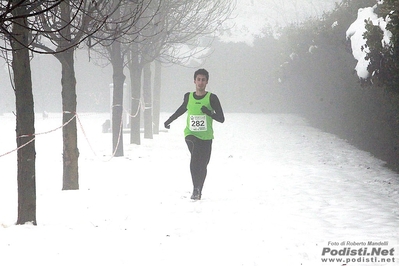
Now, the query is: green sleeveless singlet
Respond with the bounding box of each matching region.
[184,92,214,140]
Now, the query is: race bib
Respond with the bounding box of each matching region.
[189,115,207,131]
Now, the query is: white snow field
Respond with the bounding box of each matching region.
[0,112,398,266]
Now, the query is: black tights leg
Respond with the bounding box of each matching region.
[185,135,212,193]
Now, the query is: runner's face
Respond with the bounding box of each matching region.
[194,74,208,91]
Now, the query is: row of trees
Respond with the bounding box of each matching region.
[194,0,399,171]
[189,0,398,170]
[270,0,399,170]
[1,0,235,225]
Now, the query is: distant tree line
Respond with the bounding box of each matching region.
[271,0,399,171]
[184,0,399,171]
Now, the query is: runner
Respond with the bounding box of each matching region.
[164,69,225,200]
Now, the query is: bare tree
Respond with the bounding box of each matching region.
[89,0,234,147]
[127,42,141,144]
[0,0,112,223]
[90,0,159,154]
[2,0,66,225]
[33,0,116,189]
[127,0,236,141]
[10,0,37,225]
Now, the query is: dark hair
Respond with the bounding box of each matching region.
[194,68,209,81]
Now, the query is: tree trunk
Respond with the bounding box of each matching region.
[11,2,37,225]
[153,60,162,134]
[143,63,153,139]
[56,1,79,190]
[58,51,79,190]
[128,46,142,145]
[111,41,125,156]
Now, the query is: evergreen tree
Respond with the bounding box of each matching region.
[364,0,399,90]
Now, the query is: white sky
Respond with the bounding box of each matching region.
[221,0,340,44]
[223,0,393,81]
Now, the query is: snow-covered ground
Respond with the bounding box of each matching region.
[0,112,398,266]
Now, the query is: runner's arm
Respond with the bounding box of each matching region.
[164,93,189,128]
[210,94,225,123]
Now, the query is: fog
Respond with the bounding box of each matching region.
[1,0,398,170]
[1,2,399,263]
[222,0,339,44]
[0,0,338,113]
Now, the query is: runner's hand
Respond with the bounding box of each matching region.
[164,121,171,129]
[201,106,212,116]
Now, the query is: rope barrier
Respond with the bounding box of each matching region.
[109,112,124,160]
[0,112,77,158]
[0,137,36,158]
[20,113,77,138]
[75,113,97,157]
[0,102,152,160]
[74,111,124,161]
[124,97,143,119]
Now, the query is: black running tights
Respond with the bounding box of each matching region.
[185,135,212,192]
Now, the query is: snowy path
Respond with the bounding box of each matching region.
[0,113,398,265]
